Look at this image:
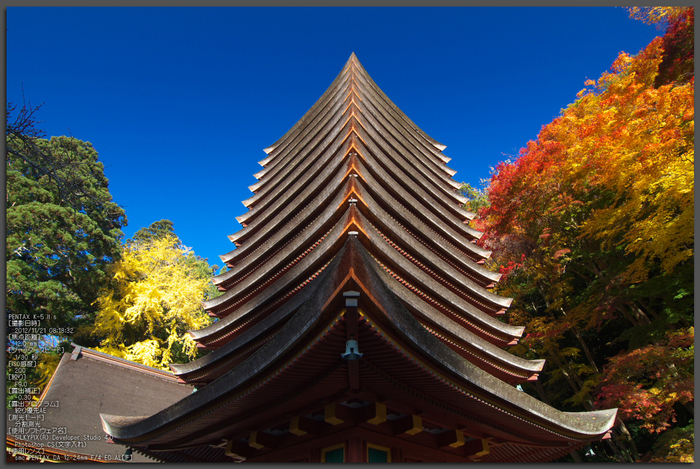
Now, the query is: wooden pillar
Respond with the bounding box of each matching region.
[347,437,364,463]
[344,290,360,338]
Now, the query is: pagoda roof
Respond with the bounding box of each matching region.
[195,53,517,367]
[180,52,542,386]
[173,210,540,385]
[99,53,616,462]
[101,238,615,462]
[229,53,471,239]
[259,53,452,174]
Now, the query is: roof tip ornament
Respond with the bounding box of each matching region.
[70,343,83,361]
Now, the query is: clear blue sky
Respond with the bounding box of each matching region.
[6,7,662,271]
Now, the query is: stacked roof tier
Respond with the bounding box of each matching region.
[100,53,616,463]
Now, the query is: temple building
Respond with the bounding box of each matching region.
[6,345,192,463]
[99,53,617,463]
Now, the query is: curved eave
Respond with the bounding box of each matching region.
[250,75,354,194]
[201,207,361,342]
[356,209,512,315]
[354,137,486,249]
[205,205,358,317]
[350,238,617,439]
[183,226,528,383]
[172,253,341,380]
[355,162,497,275]
[357,189,506,302]
[353,225,522,343]
[379,261,520,348]
[362,310,617,441]
[351,56,455,173]
[349,109,479,235]
[256,55,355,170]
[396,289,544,377]
[233,130,486,271]
[226,144,356,259]
[205,199,513,350]
[215,166,357,290]
[240,94,353,216]
[234,114,357,230]
[351,67,464,194]
[357,184,501,286]
[102,239,615,447]
[233,148,495,289]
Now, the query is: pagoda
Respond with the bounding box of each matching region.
[100,53,617,463]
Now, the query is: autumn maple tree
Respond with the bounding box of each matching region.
[474,7,694,462]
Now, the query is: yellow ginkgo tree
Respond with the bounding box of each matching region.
[91,232,216,370]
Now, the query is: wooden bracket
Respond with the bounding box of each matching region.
[392,414,422,436]
[465,439,490,459]
[437,429,465,448]
[325,403,344,426]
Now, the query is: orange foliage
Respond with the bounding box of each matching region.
[475,6,694,462]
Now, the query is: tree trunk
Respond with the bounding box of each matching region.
[616,304,641,328]
[559,308,600,373]
[569,449,584,462]
[626,301,655,323]
[532,379,552,405]
[546,347,585,390]
[614,421,639,462]
[684,401,694,417]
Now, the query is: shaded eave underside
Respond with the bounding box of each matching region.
[174,212,541,384]
[222,146,493,299]
[101,238,616,450]
[232,110,480,255]
[209,169,506,317]
[196,203,522,355]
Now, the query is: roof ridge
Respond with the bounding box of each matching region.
[69,343,180,380]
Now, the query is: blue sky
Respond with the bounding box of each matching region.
[6,7,662,271]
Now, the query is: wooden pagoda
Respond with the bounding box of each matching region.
[100,53,617,463]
